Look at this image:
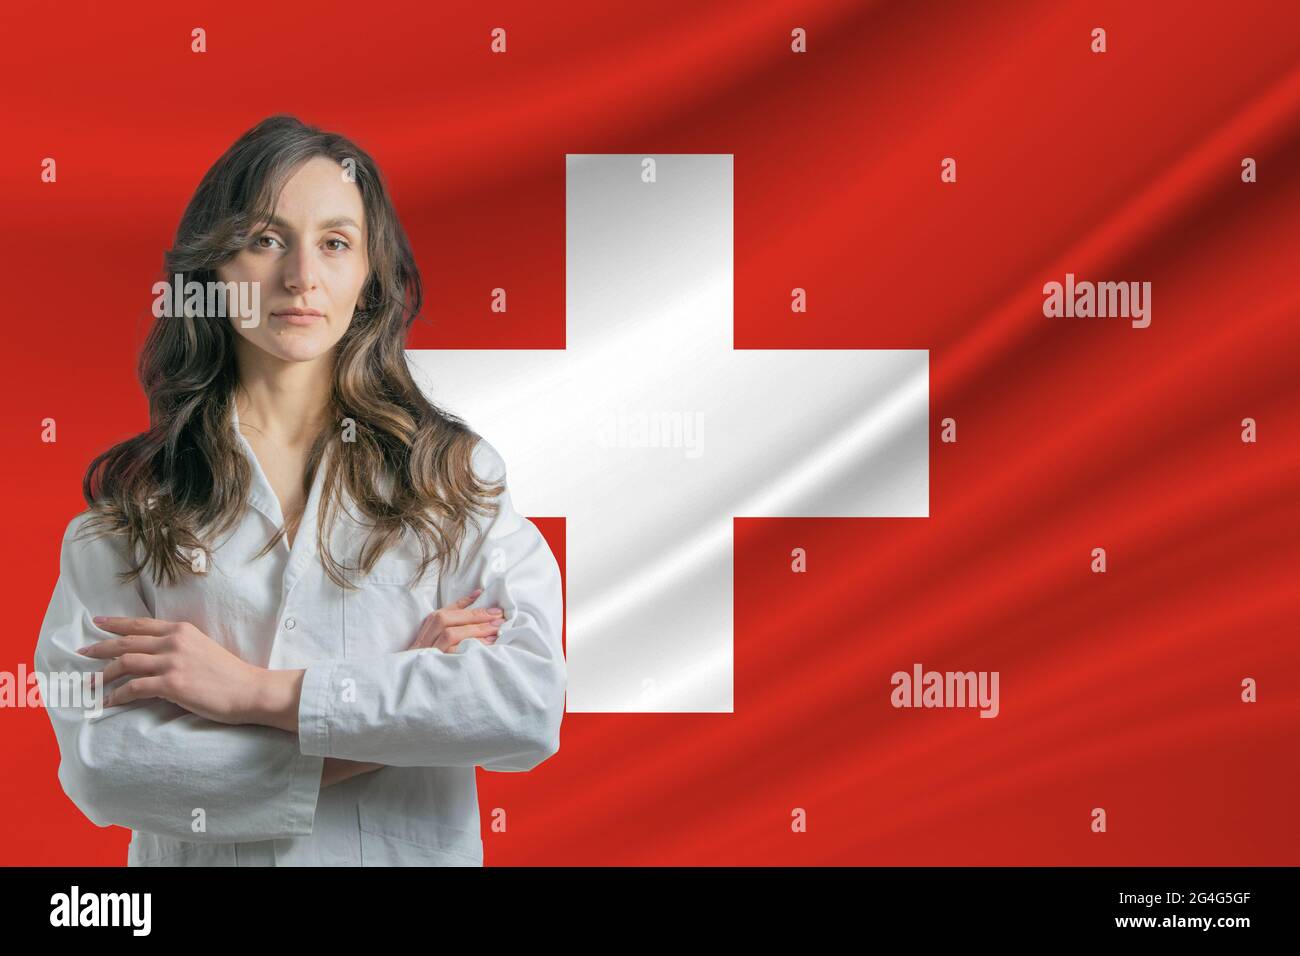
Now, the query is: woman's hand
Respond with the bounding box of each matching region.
[408,587,506,652]
[78,616,266,725]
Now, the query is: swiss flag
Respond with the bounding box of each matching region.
[3,0,1298,867]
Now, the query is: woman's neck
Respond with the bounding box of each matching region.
[233,348,335,447]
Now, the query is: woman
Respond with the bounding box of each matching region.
[32,115,567,866]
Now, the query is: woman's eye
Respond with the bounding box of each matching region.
[324,238,350,252]
[254,235,283,250]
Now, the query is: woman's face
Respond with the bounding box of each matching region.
[218,155,369,365]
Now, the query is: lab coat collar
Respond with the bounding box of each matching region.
[228,398,332,586]
[229,400,282,528]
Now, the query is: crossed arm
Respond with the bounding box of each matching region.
[77,589,509,787]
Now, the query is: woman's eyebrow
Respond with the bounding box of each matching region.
[262,214,362,232]
[317,216,362,231]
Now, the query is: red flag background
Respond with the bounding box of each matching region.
[2,0,1297,865]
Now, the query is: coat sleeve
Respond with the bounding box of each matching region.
[33,512,325,842]
[296,437,567,771]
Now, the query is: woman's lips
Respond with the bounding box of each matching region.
[271,310,324,326]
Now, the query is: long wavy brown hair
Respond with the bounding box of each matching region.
[79,114,502,590]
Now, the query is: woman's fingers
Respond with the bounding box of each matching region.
[406,594,505,652]
[439,588,504,627]
[101,651,167,685]
[437,606,505,629]
[409,629,498,652]
[418,621,502,650]
[76,633,170,658]
[448,587,484,609]
[104,675,168,708]
[91,616,175,636]
[438,622,501,652]
[447,622,502,641]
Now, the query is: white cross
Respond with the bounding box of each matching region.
[408,154,928,713]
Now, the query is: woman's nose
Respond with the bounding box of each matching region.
[282,246,318,294]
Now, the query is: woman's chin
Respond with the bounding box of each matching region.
[261,336,336,364]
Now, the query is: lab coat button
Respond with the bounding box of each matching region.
[284,617,296,630]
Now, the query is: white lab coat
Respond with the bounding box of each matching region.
[33,403,566,865]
